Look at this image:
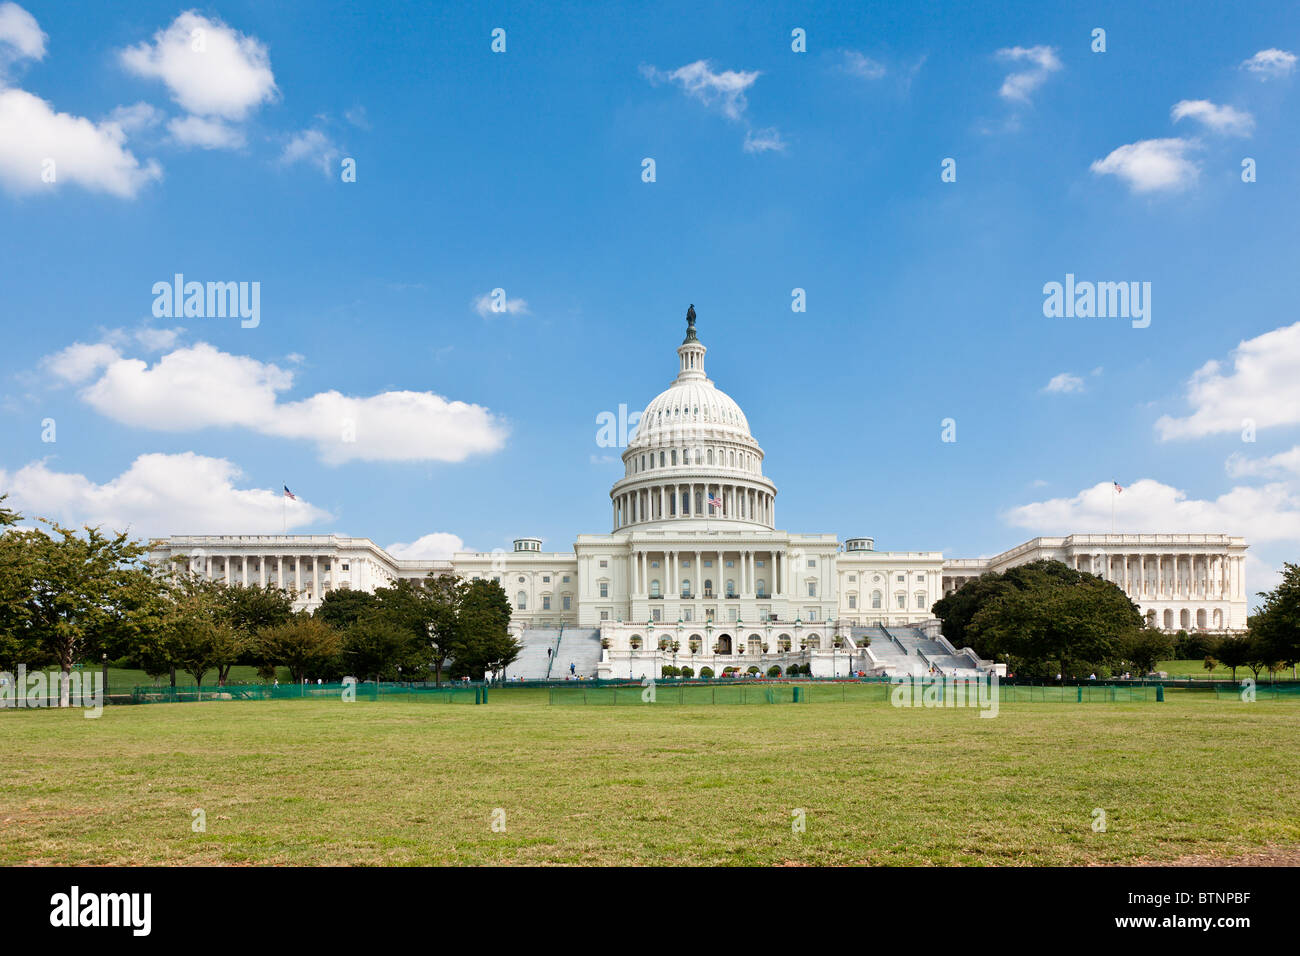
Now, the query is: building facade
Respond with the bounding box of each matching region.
[148,313,1250,676]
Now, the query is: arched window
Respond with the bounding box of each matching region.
[778,634,791,651]
[1163,609,1174,629]
[707,448,713,464]
[516,591,527,610]
[756,578,766,597]
[871,590,882,609]
[1180,609,1190,629]
[703,579,713,597]
[680,579,691,597]
[649,579,661,598]
[726,579,736,598]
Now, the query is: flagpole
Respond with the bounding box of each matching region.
[1111,479,1115,535]
[282,481,287,534]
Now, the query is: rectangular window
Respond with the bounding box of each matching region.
[600,611,609,621]
[341,563,350,572]
[652,608,661,622]
[562,596,571,610]
[729,609,739,622]
[599,583,609,598]
[683,608,693,621]
[542,576,550,583]
[848,595,857,608]
[807,583,816,597]
[542,596,551,610]
[916,593,925,608]
[897,594,906,609]
[562,576,570,583]
[599,560,608,569]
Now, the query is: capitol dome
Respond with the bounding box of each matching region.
[610,307,777,532]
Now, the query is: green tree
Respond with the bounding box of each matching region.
[314,587,379,631]
[1249,563,1300,676]
[1121,627,1175,676]
[341,613,421,682]
[162,574,243,693]
[214,583,294,683]
[966,562,1142,677]
[12,521,157,705]
[258,615,341,684]
[453,578,519,680]
[1213,635,1251,681]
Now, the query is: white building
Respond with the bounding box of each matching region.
[148,312,1249,677]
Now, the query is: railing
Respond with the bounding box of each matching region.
[544,623,564,679]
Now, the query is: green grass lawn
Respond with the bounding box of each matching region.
[2,688,1297,865]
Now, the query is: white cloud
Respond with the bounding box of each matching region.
[279,128,338,175]
[1003,478,1300,545]
[120,11,276,120]
[996,45,1061,102]
[167,114,245,149]
[841,50,885,80]
[1089,138,1199,193]
[132,326,184,352]
[41,342,122,384]
[1226,446,1300,479]
[743,127,785,153]
[0,88,162,197]
[1043,372,1085,394]
[642,60,760,120]
[0,452,331,537]
[42,341,508,464]
[0,2,45,64]
[472,291,530,318]
[1170,99,1253,137]
[106,101,164,134]
[1241,48,1296,79]
[1155,322,1300,440]
[384,532,465,561]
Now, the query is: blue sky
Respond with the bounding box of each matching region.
[1,1,1298,601]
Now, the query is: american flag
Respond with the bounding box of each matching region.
[1113,481,1123,494]
[283,485,296,500]
[708,493,723,512]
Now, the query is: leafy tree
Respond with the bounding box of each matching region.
[162,574,243,692]
[214,583,294,683]
[1121,627,1175,675]
[314,587,379,631]
[341,614,421,682]
[1249,563,1300,676]
[1213,635,1251,681]
[453,578,519,680]
[966,562,1142,677]
[933,560,1092,660]
[258,615,341,684]
[1202,655,1218,676]
[11,521,158,705]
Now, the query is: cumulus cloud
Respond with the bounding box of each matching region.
[1003,478,1300,546]
[1241,48,1296,79]
[120,11,276,120]
[1155,322,1300,440]
[743,127,785,153]
[0,1,45,66]
[0,88,163,197]
[1090,138,1199,193]
[1043,372,1085,394]
[167,114,243,149]
[642,59,760,120]
[996,45,1061,102]
[39,341,506,464]
[472,291,529,318]
[841,50,886,80]
[1226,446,1300,479]
[1170,99,1253,137]
[0,452,331,537]
[384,532,465,561]
[278,128,339,175]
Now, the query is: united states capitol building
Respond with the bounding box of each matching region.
[149,311,1249,679]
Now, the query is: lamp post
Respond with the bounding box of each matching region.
[102,652,108,699]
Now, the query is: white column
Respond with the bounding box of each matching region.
[259,556,266,588]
